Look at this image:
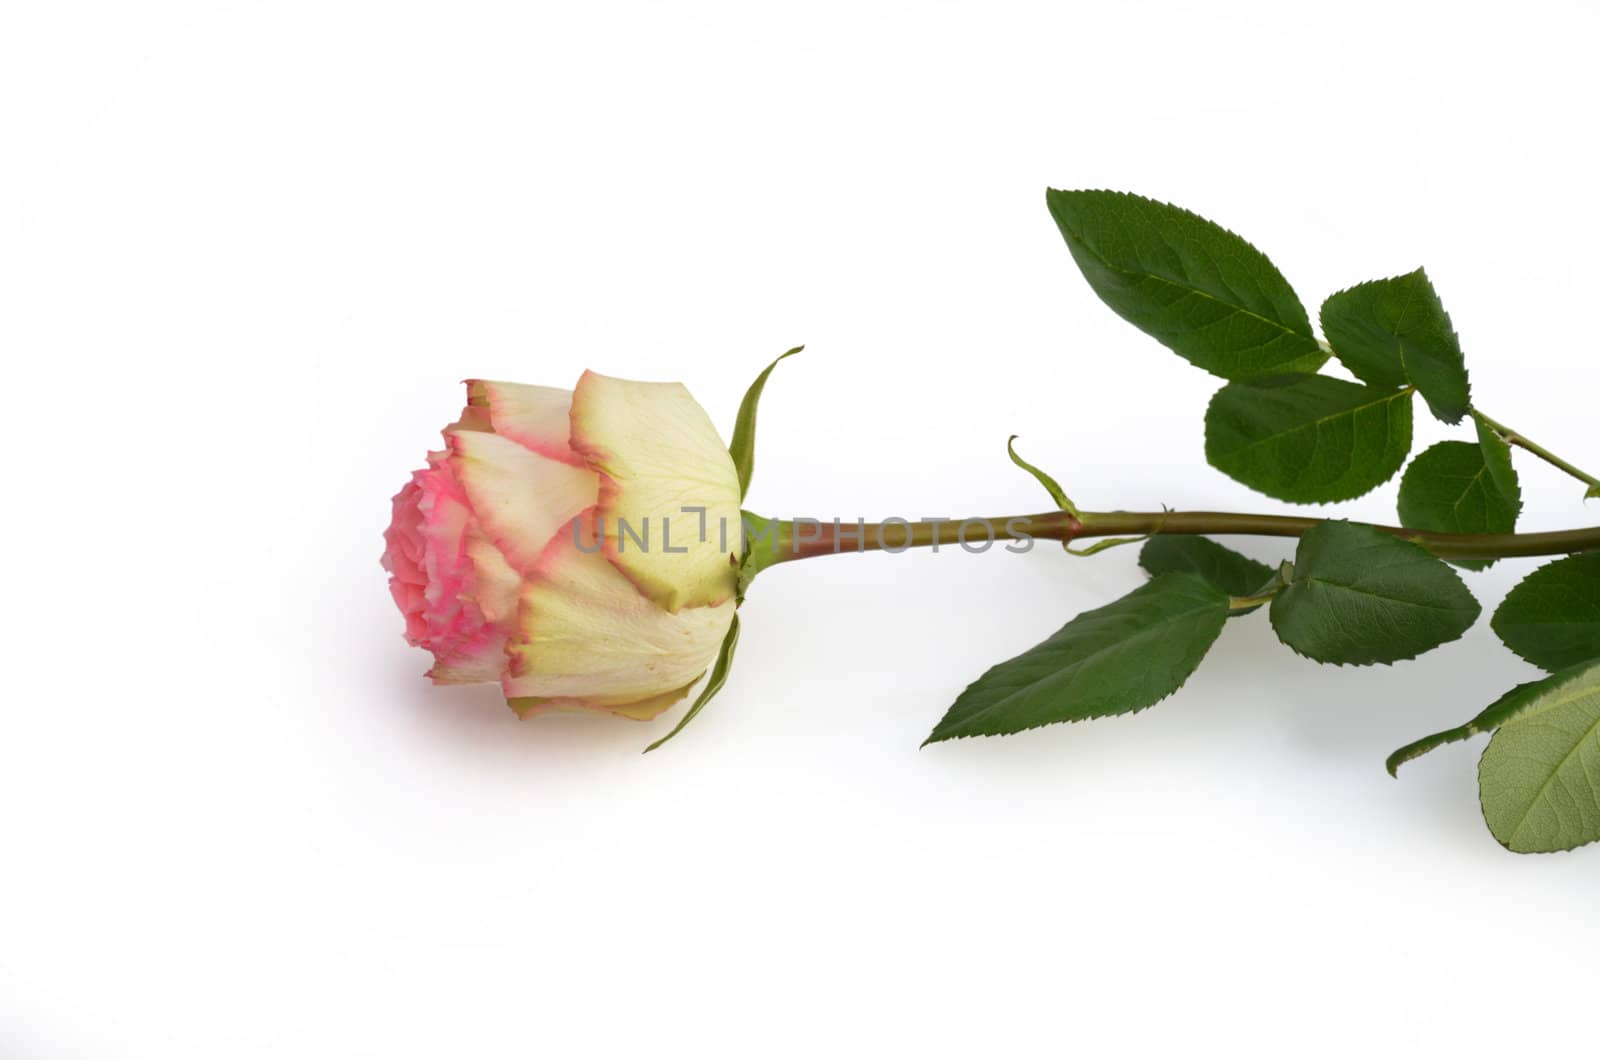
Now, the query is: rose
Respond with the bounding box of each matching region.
[382,371,742,720]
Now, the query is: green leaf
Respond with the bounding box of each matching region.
[1472,411,1520,508]
[1269,521,1481,665]
[644,614,741,752]
[1491,552,1600,671]
[1319,269,1470,424]
[1387,675,1556,776]
[1395,441,1520,571]
[728,346,802,499]
[925,573,1229,743]
[1205,375,1414,503]
[1478,658,1600,853]
[1138,536,1275,614]
[1045,190,1326,381]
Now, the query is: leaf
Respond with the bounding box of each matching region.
[1478,659,1600,853]
[925,573,1229,743]
[728,346,802,499]
[1204,375,1414,503]
[1491,552,1600,671]
[643,614,741,752]
[1395,441,1520,571]
[1138,536,1275,614]
[1387,675,1556,776]
[1472,411,1520,507]
[1319,269,1470,423]
[1269,520,1481,665]
[1045,190,1326,381]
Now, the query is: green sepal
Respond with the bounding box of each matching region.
[644,614,742,753]
[728,346,803,499]
[1007,436,1078,515]
[735,510,783,601]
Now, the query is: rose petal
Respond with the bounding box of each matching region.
[568,370,742,612]
[446,429,599,573]
[426,629,509,684]
[382,459,514,685]
[506,681,695,722]
[466,380,584,465]
[503,514,735,706]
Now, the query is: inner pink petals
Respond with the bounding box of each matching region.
[382,456,511,684]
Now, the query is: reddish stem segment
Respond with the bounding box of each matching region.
[764,511,1600,563]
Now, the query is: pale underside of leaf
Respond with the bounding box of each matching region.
[1478,661,1600,853]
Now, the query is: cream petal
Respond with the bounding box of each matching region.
[426,631,509,684]
[569,370,742,612]
[463,527,521,626]
[446,429,599,573]
[503,518,735,705]
[506,682,695,722]
[466,380,583,465]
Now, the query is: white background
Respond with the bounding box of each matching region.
[7,1,1599,1056]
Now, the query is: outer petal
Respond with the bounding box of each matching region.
[507,682,695,722]
[503,515,736,711]
[465,380,584,465]
[446,429,598,573]
[569,370,742,611]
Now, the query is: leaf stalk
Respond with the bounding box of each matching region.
[1472,408,1600,497]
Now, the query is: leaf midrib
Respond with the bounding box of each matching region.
[1501,685,1600,849]
[1217,385,1411,461]
[1296,573,1473,617]
[1066,229,1313,350]
[950,599,1218,728]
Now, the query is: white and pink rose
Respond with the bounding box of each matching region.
[382,372,743,720]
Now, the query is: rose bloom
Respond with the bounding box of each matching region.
[382,372,741,719]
